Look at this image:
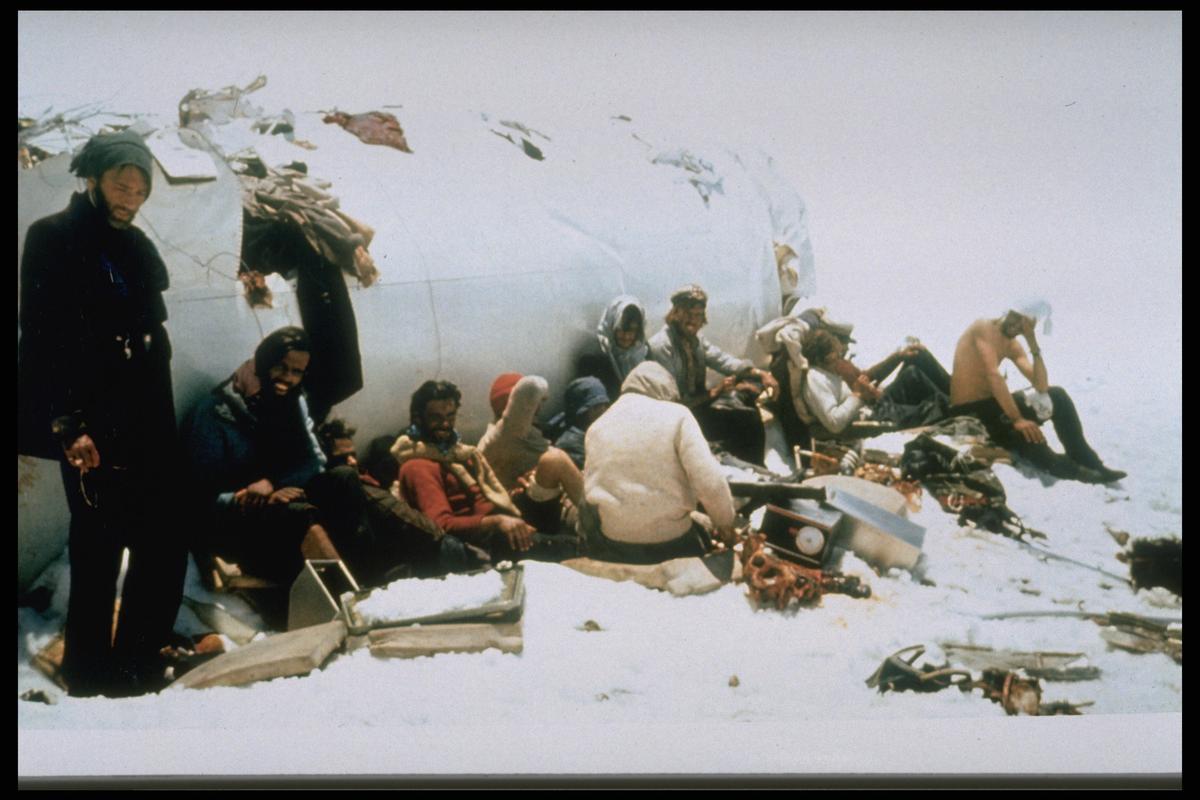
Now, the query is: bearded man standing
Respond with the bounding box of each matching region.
[18,130,185,697]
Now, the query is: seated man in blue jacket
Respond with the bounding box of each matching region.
[183,327,340,587]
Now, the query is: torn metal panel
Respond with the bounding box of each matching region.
[825,488,925,573]
[171,619,346,690]
[367,621,523,658]
[145,127,219,182]
[941,643,1101,682]
[178,74,268,127]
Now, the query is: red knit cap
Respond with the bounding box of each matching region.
[489,372,523,417]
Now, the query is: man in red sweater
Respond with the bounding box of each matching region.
[392,380,538,556]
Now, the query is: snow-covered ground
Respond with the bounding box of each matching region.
[17,345,1183,774]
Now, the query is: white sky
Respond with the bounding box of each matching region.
[18,11,1182,365]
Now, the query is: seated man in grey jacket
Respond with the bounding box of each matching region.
[580,361,737,564]
[647,284,777,465]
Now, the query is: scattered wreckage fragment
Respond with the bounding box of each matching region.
[323,110,412,153]
[1116,536,1183,597]
[739,533,871,610]
[865,644,1091,716]
[981,609,1182,665]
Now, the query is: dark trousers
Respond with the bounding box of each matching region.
[306,466,445,585]
[576,503,712,565]
[695,398,766,466]
[770,352,812,452]
[60,462,187,697]
[875,354,952,430]
[903,349,952,396]
[950,386,1104,480]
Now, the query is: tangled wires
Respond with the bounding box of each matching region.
[739,533,871,610]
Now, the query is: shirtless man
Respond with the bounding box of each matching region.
[949,310,1124,484]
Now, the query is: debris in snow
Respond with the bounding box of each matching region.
[728,675,740,687]
[1104,524,1131,547]
[741,533,871,610]
[866,645,1085,716]
[367,621,523,659]
[579,619,603,632]
[974,668,1042,716]
[20,689,57,706]
[323,110,412,153]
[490,129,544,161]
[866,645,973,693]
[354,571,506,627]
[171,619,347,690]
[941,643,1101,682]
[478,113,549,160]
[1126,537,1182,597]
[1038,700,1092,715]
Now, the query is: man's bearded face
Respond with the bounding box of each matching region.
[88,165,149,229]
[421,399,459,443]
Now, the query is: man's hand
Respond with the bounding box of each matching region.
[715,525,739,549]
[1019,314,1038,343]
[485,515,536,552]
[710,375,737,399]
[852,373,882,402]
[757,369,779,398]
[1013,418,1046,444]
[63,434,100,473]
[234,478,275,508]
[268,486,306,505]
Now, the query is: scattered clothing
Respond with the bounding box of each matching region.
[323,110,412,153]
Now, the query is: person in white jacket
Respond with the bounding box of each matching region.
[580,361,737,563]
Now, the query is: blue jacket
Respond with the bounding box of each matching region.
[184,378,325,512]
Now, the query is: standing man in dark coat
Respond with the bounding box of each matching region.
[17,130,186,697]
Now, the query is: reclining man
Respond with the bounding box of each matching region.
[580,361,737,564]
[184,327,341,591]
[394,380,578,562]
[948,309,1125,484]
[800,326,950,441]
[648,284,778,465]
